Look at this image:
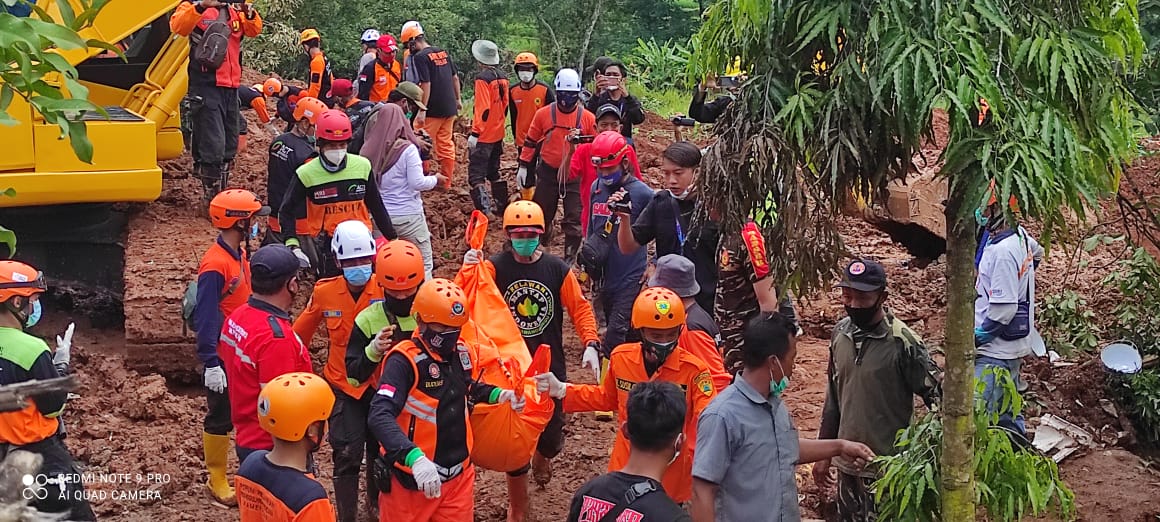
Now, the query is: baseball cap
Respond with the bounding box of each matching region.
[647,254,700,298]
[393,82,427,111]
[328,78,354,99]
[251,245,300,283]
[837,259,887,292]
[594,103,623,120]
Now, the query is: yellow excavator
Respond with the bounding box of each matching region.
[0,0,187,323]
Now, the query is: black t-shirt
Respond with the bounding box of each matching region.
[567,472,691,522]
[267,132,315,216]
[490,251,571,379]
[412,46,459,118]
[630,192,720,311]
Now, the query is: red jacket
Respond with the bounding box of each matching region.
[571,143,642,235]
[171,1,262,89]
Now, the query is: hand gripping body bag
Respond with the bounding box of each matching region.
[455,211,556,472]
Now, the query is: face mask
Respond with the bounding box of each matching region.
[305,133,317,145]
[667,434,685,466]
[769,357,789,397]
[643,338,678,364]
[419,325,461,355]
[386,294,416,317]
[249,222,260,240]
[511,237,540,257]
[669,186,692,200]
[342,264,373,286]
[323,149,347,166]
[599,170,623,186]
[24,300,41,328]
[844,301,883,331]
[518,71,535,83]
[557,92,579,110]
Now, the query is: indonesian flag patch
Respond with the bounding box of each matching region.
[378,383,397,398]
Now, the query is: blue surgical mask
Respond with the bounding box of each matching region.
[769,358,789,397]
[599,170,623,186]
[511,237,540,257]
[249,222,260,240]
[25,300,41,328]
[342,264,373,286]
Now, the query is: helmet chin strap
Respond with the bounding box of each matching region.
[5,299,27,326]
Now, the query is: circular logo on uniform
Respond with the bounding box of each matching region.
[451,302,465,316]
[257,397,271,417]
[534,97,542,105]
[429,363,440,379]
[849,261,866,275]
[655,301,672,315]
[506,279,555,338]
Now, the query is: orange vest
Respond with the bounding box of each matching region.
[197,239,251,319]
[0,329,61,445]
[510,81,552,149]
[367,61,402,103]
[292,277,384,398]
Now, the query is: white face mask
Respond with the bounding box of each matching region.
[669,186,692,200]
[323,149,347,166]
[518,71,535,83]
[606,85,619,91]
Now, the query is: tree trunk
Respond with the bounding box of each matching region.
[536,14,564,69]
[940,190,977,521]
[576,0,605,71]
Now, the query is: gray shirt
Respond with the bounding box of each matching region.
[352,51,376,94]
[693,374,800,521]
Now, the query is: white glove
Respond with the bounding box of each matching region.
[516,166,528,187]
[204,366,227,394]
[266,123,281,135]
[53,322,75,367]
[582,343,601,383]
[467,135,478,151]
[463,249,482,266]
[411,456,442,499]
[371,326,396,357]
[291,247,311,268]
[498,389,526,413]
[533,372,567,400]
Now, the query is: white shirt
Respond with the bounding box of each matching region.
[378,143,437,216]
[974,226,1044,359]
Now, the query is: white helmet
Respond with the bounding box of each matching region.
[361,29,381,44]
[554,68,582,92]
[331,220,376,261]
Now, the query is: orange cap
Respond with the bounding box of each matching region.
[209,189,269,230]
[503,200,545,232]
[0,261,46,302]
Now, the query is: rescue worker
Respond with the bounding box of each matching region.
[358,34,403,103]
[368,278,525,522]
[570,104,641,236]
[265,77,306,126]
[291,221,384,522]
[238,83,275,147]
[534,287,717,504]
[508,52,554,153]
[220,245,313,463]
[328,79,376,153]
[300,28,334,106]
[353,29,381,95]
[400,21,422,84]
[278,109,396,276]
[192,189,270,506]
[265,97,326,246]
[461,200,600,513]
[647,254,729,392]
[814,259,941,521]
[346,239,428,388]
[584,61,645,143]
[388,81,428,123]
[237,372,336,522]
[170,0,262,209]
[0,262,96,520]
[517,68,596,263]
[401,21,462,186]
[467,39,510,216]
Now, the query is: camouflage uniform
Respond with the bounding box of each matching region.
[714,245,798,374]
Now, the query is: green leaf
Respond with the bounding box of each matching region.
[65,119,93,164]
[24,17,86,50]
[0,225,15,258]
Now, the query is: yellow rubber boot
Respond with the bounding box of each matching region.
[595,357,614,421]
[203,432,237,506]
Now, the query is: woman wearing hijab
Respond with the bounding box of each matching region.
[360,103,447,278]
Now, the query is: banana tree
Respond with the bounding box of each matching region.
[692,0,1145,519]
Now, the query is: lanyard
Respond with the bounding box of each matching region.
[671,198,688,251]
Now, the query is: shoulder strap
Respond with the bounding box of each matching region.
[598,480,659,522]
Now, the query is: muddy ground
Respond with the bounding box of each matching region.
[40,85,1160,520]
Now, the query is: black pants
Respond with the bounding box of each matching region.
[15,436,97,521]
[837,472,878,522]
[532,162,581,246]
[467,140,503,186]
[204,387,233,436]
[189,84,241,169]
[329,388,379,481]
[600,283,641,354]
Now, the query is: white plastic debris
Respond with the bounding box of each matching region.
[1032,414,1095,463]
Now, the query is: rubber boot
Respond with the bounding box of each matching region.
[333,475,360,522]
[364,459,380,521]
[195,164,217,217]
[470,184,493,215]
[202,432,237,506]
[595,357,614,421]
[219,161,232,193]
[491,180,510,217]
[563,236,581,268]
[506,473,530,522]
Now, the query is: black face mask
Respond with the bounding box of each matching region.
[642,338,679,375]
[419,325,461,356]
[845,301,883,331]
[386,294,416,317]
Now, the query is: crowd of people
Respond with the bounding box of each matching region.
[0,1,1050,521]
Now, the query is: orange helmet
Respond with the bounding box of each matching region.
[0,261,46,303]
[262,78,283,97]
[257,372,335,442]
[503,200,545,233]
[209,189,268,230]
[411,278,468,327]
[631,287,686,330]
[316,110,353,142]
[299,28,321,45]
[377,240,425,291]
[292,97,328,124]
[400,21,424,44]
[514,52,539,68]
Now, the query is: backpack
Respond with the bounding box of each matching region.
[181,276,241,336]
[190,7,232,70]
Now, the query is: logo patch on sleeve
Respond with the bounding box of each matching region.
[695,372,714,396]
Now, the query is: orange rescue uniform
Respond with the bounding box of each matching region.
[679,328,731,392]
[306,51,333,104]
[563,342,716,503]
[471,69,509,144]
[508,80,553,149]
[292,276,385,398]
[236,450,336,521]
[358,59,403,103]
[518,104,596,169]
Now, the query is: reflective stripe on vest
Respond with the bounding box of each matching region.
[295,155,375,236]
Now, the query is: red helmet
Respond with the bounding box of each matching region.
[316,110,353,142]
[377,34,398,53]
[590,131,629,168]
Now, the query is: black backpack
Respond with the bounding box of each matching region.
[191,7,232,70]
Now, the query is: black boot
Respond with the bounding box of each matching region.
[564,236,581,267]
[195,163,219,216]
[491,180,510,217]
[219,161,233,192]
[333,475,360,522]
[470,184,493,215]
[364,459,380,520]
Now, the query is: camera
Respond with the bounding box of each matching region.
[566,134,595,144]
[718,75,741,89]
[608,199,631,214]
[671,116,696,127]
